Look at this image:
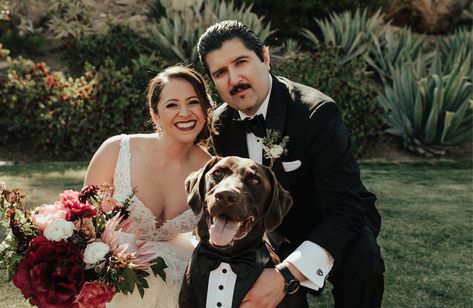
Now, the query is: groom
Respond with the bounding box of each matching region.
[197,20,384,307]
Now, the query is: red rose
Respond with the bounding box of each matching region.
[13,237,85,308]
[75,281,115,308]
[61,190,96,219]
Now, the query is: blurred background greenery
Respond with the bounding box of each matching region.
[0,0,471,161]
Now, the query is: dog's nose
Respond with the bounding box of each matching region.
[214,190,238,206]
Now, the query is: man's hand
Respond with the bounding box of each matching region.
[240,268,285,308]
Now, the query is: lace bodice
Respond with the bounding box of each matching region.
[112,134,200,241]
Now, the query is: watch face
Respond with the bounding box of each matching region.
[286,279,300,294]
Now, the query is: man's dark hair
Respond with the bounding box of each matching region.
[197,20,265,76]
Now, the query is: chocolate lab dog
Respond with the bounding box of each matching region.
[179,156,299,308]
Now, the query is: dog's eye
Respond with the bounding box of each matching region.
[248,177,260,186]
[212,169,222,178]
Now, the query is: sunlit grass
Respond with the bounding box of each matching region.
[0,159,471,307]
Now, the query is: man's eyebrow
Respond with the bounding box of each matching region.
[233,55,249,62]
[211,55,251,76]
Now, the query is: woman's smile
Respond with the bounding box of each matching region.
[175,120,197,130]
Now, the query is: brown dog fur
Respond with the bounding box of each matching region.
[179,156,304,307]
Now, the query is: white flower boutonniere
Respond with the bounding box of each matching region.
[261,129,289,169]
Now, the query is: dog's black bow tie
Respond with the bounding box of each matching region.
[196,242,270,278]
[234,114,266,138]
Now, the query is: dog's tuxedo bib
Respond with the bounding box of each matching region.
[188,242,271,308]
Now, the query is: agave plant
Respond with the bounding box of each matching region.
[378,52,473,155]
[365,27,428,83]
[436,27,472,75]
[46,0,94,40]
[302,8,385,64]
[151,0,274,64]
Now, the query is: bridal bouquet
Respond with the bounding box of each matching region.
[0,183,167,308]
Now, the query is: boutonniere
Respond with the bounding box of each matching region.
[261,129,290,169]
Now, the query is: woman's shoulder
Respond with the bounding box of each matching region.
[127,133,159,144]
[84,135,124,186]
[93,135,127,157]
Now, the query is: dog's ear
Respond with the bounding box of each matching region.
[263,167,293,231]
[185,156,221,215]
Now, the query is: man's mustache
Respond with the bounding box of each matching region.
[229,83,251,96]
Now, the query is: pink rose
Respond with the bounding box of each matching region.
[32,202,70,232]
[61,190,96,219]
[75,281,115,308]
[101,196,117,213]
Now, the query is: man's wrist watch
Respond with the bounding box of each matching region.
[275,263,300,294]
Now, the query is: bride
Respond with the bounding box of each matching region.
[84,66,214,307]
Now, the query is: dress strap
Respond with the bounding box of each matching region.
[113,134,132,198]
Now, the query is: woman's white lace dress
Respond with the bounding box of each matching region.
[107,135,200,308]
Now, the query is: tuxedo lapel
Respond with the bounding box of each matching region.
[265,75,289,136]
[264,75,291,189]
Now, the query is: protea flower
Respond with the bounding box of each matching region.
[100,214,157,270]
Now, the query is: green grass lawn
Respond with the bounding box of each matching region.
[0,159,472,307]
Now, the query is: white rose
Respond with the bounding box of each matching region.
[43,218,74,242]
[269,145,284,158]
[83,241,110,266]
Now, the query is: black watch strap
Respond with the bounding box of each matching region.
[276,263,300,294]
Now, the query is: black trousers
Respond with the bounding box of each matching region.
[279,228,384,308]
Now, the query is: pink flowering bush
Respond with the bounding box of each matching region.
[0,45,171,160]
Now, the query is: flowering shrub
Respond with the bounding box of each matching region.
[0,46,98,158]
[0,46,172,160]
[0,183,167,308]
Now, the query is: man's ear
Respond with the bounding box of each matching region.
[185,156,221,215]
[263,46,271,69]
[263,167,293,231]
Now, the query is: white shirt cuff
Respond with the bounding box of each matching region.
[284,240,334,290]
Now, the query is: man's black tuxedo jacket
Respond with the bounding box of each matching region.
[210,75,381,263]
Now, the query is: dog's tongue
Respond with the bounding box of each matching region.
[209,216,239,247]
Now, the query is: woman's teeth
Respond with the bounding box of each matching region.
[176,120,196,129]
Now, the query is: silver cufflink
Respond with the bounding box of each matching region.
[316,269,323,276]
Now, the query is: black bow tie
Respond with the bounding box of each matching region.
[234,114,266,138]
[195,242,270,278]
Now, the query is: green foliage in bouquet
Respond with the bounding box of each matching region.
[0,182,167,306]
[302,8,385,64]
[151,0,274,64]
[378,51,473,155]
[0,187,35,280]
[274,46,382,156]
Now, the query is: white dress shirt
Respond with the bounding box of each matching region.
[239,73,334,290]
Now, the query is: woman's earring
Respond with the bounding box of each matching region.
[156,123,163,134]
